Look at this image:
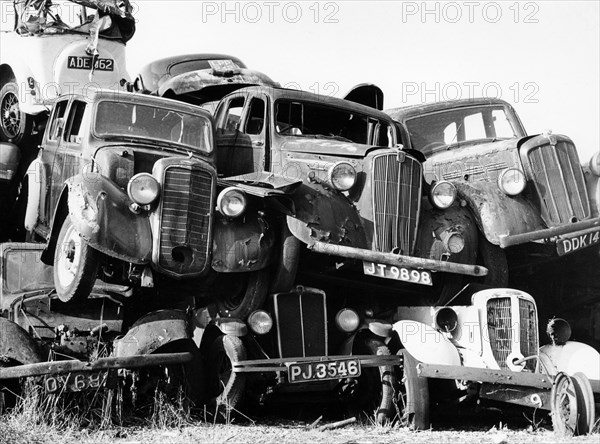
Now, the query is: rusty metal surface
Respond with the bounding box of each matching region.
[232,354,402,373]
[0,352,192,380]
[309,241,488,277]
[479,382,551,410]
[0,318,42,366]
[66,173,153,264]
[499,218,600,248]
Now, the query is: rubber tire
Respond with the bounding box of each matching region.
[0,82,34,145]
[207,335,246,412]
[352,337,395,425]
[398,350,430,430]
[215,269,269,320]
[53,216,100,303]
[269,223,301,294]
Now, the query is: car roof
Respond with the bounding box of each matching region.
[236,86,395,121]
[386,97,512,122]
[138,54,248,76]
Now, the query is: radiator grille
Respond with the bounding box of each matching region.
[158,165,213,275]
[519,298,539,371]
[487,297,512,369]
[274,290,327,358]
[527,142,590,226]
[372,153,422,255]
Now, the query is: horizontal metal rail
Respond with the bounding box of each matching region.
[233,354,402,373]
[498,217,600,248]
[0,352,193,380]
[308,241,488,277]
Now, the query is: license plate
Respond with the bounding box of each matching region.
[43,370,114,394]
[67,56,114,71]
[557,231,600,256]
[363,261,432,286]
[288,359,361,383]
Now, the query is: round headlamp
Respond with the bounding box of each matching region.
[217,187,247,218]
[498,168,526,196]
[335,308,360,333]
[435,307,458,333]
[329,162,357,191]
[248,310,273,335]
[589,152,600,177]
[127,173,160,205]
[430,181,457,209]
[440,229,465,254]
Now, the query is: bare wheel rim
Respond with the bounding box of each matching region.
[56,223,83,288]
[1,90,21,139]
[552,373,579,435]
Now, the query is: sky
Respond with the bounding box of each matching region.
[2,1,599,160]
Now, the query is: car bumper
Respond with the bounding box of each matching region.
[308,241,488,277]
[498,217,600,248]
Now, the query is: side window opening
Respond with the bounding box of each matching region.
[49,101,68,141]
[244,98,265,135]
[222,97,245,133]
[64,101,87,143]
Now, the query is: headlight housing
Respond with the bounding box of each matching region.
[498,168,526,196]
[434,307,458,333]
[127,173,160,205]
[589,152,600,177]
[248,310,273,335]
[335,308,360,333]
[328,162,357,191]
[430,181,457,209]
[217,187,247,218]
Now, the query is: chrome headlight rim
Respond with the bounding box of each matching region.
[498,168,526,196]
[589,152,600,177]
[335,308,360,333]
[248,310,273,335]
[217,187,247,218]
[328,161,357,191]
[434,307,458,333]
[430,180,457,209]
[127,173,161,206]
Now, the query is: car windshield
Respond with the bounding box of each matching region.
[275,100,392,147]
[405,105,519,155]
[94,101,213,152]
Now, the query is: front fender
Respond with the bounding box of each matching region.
[539,342,600,381]
[286,183,368,248]
[211,211,275,272]
[339,320,393,355]
[1,60,46,115]
[392,320,461,366]
[455,181,544,246]
[0,318,42,365]
[113,310,191,358]
[66,173,152,264]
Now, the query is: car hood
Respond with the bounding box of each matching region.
[158,68,279,97]
[425,138,521,163]
[279,138,377,158]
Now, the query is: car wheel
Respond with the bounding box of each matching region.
[350,337,395,425]
[53,216,100,303]
[0,82,34,145]
[397,349,430,430]
[207,335,246,414]
[215,270,269,320]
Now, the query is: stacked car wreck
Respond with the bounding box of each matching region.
[1,0,600,436]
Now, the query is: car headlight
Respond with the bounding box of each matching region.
[589,152,600,177]
[430,181,457,209]
[248,310,273,335]
[498,168,526,196]
[335,308,360,333]
[434,307,458,333]
[439,229,465,254]
[217,187,247,218]
[328,162,357,191]
[127,173,160,205]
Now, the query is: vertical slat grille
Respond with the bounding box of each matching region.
[519,298,539,371]
[275,290,327,358]
[487,297,512,369]
[527,142,590,225]
[159,166,213,274]
[372,153,422,254]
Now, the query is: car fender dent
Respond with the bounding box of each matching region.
[539,342,600,381]
[66,173,152,264]
[393,320,461,366]
[454,181,544,245]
